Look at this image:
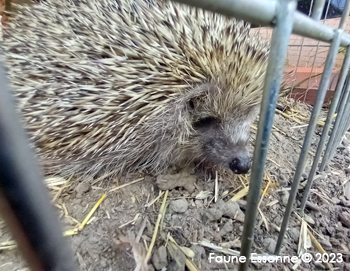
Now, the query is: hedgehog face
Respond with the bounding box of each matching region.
[192,116,252,174]
[188,86,257,174]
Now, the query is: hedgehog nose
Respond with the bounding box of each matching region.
[229,157,251,174]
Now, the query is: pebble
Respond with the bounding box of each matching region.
[205,208,223,222]
[100,258,108,268]
[75,182,91,198]
[339,212,350,228]
[222,201,240,218]
[213,232,222,243]
[263,238,276,254]
[170,199,189,213]
[152,246,168,270]
[190,245,206,268]
[330,237,340,247]
[167,248,186,271]
[281,192,289,207]
[319,237,332,249]
[219,220,233,237]
[156,172,196,193]
[235,210,245,223]
[345,182,350,200]
[305,201,321,212]
[288,227,300,242]
[236,200,247,210]
[304,214,315,225]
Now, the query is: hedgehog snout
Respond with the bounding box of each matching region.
[229,156,251,174]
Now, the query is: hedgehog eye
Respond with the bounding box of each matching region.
[193,117,217,129]
[188,100,195,110]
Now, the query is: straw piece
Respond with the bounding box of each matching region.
[145,190,168,262]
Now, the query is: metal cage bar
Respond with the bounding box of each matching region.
[331,95,350,157]
[238,1,296,270]
[320,78,350,170]
[172,0,350,46]
[0,61,78,271]
[239,0,296,271]
[275,29,343,255]
[299,46,350,215]
[311,0,325,20]
[299,0,350,215]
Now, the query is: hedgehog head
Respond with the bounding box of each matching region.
[184,82,261,174]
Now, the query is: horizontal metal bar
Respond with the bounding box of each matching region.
[0,60,77,271]
[238,1,297,270]
[275,29,343,255]
[172,0,350,47]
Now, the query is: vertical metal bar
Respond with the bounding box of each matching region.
[329,94,350,159]
[300,48,350,215]
[320,64,350,171]
[339,0,350,30]
[311,0,326,20]
[0,60,78,271]
[274,29,343,255]
[306,0,331,92]
[289,0,315,96]
[238,1,296,270]
[299,0,350,215]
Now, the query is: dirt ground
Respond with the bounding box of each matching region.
[1,97,350,271]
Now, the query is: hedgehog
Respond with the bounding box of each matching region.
[1,0,269,179]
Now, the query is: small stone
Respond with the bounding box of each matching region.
[219,220,233,236]
[263,238,276,254]
[152,246,168,270]
[314,262,326,269]
[156,172,196,193]
[75,182,91,197]
[222,201,240,218]
[330,237,340,247]
[281,192,289,207]
[332,197,341,205]
[195,200,204,208]
[167,248,186,271]
[235,209,245,223]
[304,214,315,225]
[100,258,108,268]
[345,183,350,200]
[289,227,300,242]
[305,201,321,212]
[170,199,189,213]
[319,237,332,249]
[205,208,223,222]
[341,198,350,207]
[190,245,206,267]
[213,232,221,243]
[236,200,247,210]
[339,212,350,228]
